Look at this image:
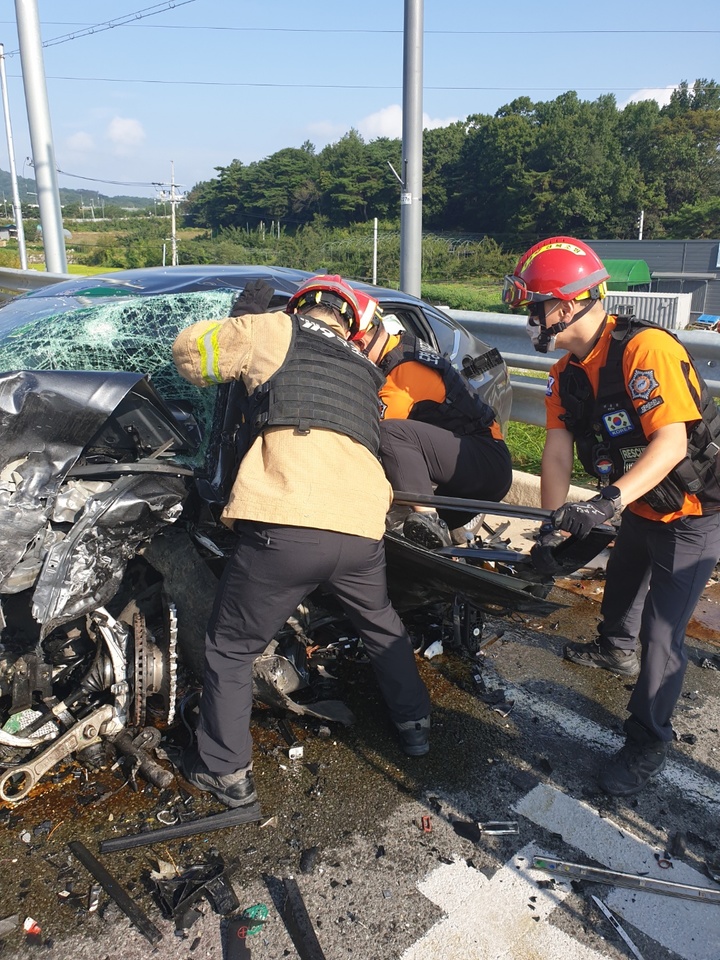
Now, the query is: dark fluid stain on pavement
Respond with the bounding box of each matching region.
[0,656,510,953]
[556,576,720,649]
[1,576,717,956]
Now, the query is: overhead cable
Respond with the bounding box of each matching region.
[4,1,198,57]
[8,74,682,94]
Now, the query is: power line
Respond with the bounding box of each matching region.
[25,158,180,190]
[3,1,198,57]
[56,167,167,188]
[5,74,684,94]
[0,21,718,35]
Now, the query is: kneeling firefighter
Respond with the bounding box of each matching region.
[355,314,512,549]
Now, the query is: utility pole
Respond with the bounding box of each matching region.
[14,0,67,272]
[399,0,423,297]
[157,161,185,266]
[0,43,27,268]
[372,217,378,285]
[637,209,644,241]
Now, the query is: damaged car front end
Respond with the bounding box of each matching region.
[0,268,588,802]
[0,370,195,800]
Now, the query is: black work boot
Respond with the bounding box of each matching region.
[599,717,669,796]
[395,716,430,756]
[403,512,452,550]
[564,638,640,677]
[181,744,258,808]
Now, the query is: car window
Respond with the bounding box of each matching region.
[0,289,243,466]
[377,304,438,350]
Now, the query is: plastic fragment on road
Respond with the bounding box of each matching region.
[0,916,19,939]
[67,840,163,945]
[423,640,444,659]
[23,917,41,936]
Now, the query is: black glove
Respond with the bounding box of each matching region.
[229,279,274,317]
[530,521,566,576]
[551,490,618,541]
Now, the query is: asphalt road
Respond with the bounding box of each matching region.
[1,576,719,960]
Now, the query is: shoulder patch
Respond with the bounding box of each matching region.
[545,374,555,398]
[628,368,659,401]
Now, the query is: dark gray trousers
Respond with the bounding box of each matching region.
[599,508,720,741]
[378,419,513,526]
[196,522,431,773]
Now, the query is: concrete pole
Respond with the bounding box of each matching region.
[170,160,178,266]
[0,44,27,269]
[372,216,378,284]
[14,0,67,272]
[399,0,423,297]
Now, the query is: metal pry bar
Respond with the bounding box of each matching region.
[533,856,720,904]
[591,895,645,960]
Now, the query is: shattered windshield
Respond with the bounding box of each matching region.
[0,290,239,465]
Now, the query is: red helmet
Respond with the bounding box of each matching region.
[502,237,609,309]
[287,275,380,341]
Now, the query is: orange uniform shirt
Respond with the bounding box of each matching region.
[546,316,706,522]
[378,334,505,440]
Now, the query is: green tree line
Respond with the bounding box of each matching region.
[183,79,720,243]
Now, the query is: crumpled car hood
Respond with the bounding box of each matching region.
[0,370,194,636]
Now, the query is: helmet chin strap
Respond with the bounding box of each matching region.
[529,299,595,354]
[360,323,386,357]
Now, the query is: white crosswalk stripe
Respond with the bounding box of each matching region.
[400,840,608,960]
[515,784,719,960]
[402,782,718,960]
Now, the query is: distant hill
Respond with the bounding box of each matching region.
[0,167,154,209]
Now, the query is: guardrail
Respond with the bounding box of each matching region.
[0,266,73,304]
[2,269,719,430]
[449,310,720,428]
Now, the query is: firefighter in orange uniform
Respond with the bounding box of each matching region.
[355,317,512,549]
[504,236,720,795]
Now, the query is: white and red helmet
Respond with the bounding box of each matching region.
[287,275,380,341]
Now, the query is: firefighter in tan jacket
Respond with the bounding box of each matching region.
[172,276,431,808]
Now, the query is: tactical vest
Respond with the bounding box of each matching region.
[247,315,385,455]
[378,332,497,436]
[558,316,720,514]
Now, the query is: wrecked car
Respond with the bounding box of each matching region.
[0,265,581,801]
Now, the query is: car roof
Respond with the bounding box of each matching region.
[11,265,430,306]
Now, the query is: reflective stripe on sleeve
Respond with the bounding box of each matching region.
[198,323,222,384]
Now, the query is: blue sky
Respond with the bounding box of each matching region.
[1,0,719,199]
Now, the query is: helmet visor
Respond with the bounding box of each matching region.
[502,275,556,310]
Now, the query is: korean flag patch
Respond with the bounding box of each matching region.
[602,409,634,437]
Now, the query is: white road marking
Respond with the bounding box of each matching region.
[483,674,720,813]
[514,783,719,960]
[400,840,608,960]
